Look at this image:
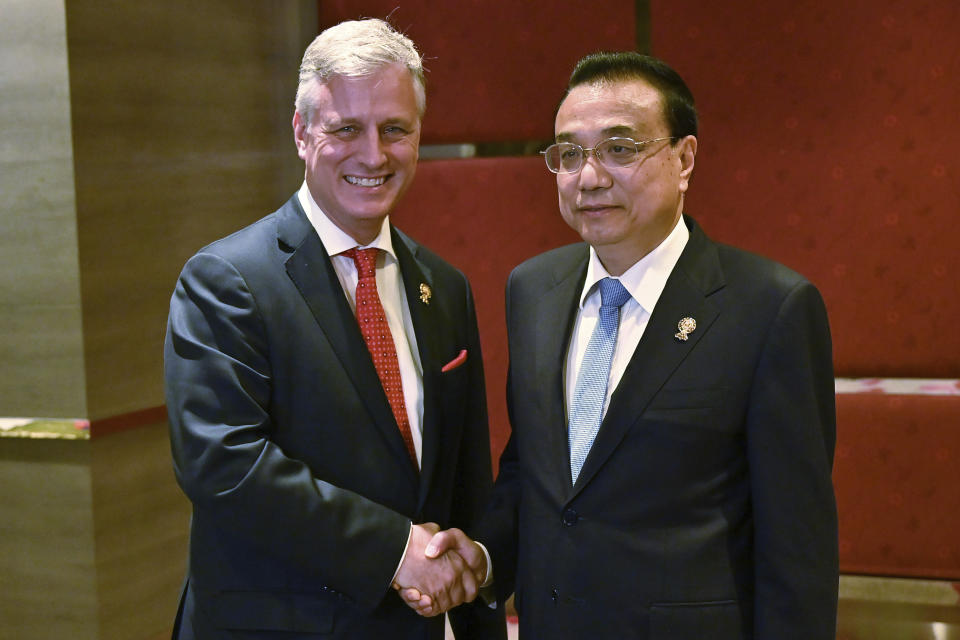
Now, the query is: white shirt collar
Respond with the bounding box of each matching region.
[297,181,397,259]
[578,216,690,313]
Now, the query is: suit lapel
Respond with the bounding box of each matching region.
[534,250,589,496]
[278,198,418,487]
[570,218,725,496]
[390,229,444,506]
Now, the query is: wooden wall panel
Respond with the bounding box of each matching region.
[64,0,315,420]
[0,439,98,639]
[92,421,191,640]
[0,423,191,640]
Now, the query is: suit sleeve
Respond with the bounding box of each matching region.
[747,280,839,639]
[164,252,410,609]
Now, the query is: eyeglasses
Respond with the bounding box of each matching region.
[541,136,677,174]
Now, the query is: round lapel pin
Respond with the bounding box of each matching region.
[674,317,697,341]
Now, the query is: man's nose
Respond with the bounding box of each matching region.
[578,152,611,189]
[356,130,388,166]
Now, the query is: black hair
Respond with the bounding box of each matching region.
[565,51,698,138]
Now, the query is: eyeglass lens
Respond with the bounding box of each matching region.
[544,138,642,173]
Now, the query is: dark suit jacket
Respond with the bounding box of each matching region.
[478,216,838,639]
[164,195,505,639]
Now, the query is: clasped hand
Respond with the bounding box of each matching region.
[392,523,485,617]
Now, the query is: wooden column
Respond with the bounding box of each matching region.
[0,1,317,638]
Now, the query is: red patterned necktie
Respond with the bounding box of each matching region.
[342,247,418,469]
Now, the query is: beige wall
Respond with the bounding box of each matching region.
[0,0,86,418]
[1,0,314,422]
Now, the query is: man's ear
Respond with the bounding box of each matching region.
[678,135,697,194]
[292,111,308,159]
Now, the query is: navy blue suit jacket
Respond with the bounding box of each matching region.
[164,195,505,639]
[478,216,838,639]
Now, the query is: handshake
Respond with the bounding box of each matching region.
[392,523,488,617]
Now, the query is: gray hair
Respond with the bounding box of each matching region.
[295,18,426,122]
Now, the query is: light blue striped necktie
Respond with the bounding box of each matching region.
[568,277,632,484]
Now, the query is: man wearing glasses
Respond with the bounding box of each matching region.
[414,52,839,639]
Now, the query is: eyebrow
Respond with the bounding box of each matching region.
[317,115,350,130]
[381,117,416,127]
[321,115,416,129]
[556,125,638,142]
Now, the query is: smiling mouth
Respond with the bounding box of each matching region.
[344,175,388,187]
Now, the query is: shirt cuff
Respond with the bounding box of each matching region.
[475,540,493,587]
[390,522,414,586]
[475,541,497,608]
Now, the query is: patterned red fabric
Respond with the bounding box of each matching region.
[343,248,418,467]
[650,0,960,378]
[649,0,960,583]
[317,0,636,144]
[834,393,960,579]
[392,157,579,465]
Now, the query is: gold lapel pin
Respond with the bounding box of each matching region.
[419,283,432,305]
[674,317,697,341]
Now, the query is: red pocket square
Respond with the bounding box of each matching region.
[441,349,468,373]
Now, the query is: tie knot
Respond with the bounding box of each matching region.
[343,247,379,278]
[597,277,631,309]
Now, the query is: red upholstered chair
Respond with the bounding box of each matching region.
[834,391,960,579]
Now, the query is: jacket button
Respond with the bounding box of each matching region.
[551,588,559,603]
[562,508,579,526]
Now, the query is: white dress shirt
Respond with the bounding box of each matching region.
[298,182,425,466]
[565,217,690,421]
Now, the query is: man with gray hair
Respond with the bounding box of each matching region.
[164,18,505,639]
